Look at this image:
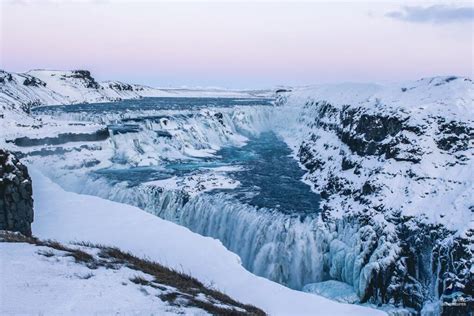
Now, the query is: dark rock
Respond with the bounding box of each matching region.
[23,77,47,87]
[436,120,472,152]
[107,82,134,91]
[341,157,357,170]
[338,108,410,159]
[69,70,100,89]
[0,71,13,84]
[0,150,34,236]
[361,182,377,195]
[155,130,172,138]
[7,129,110,147]
[298,144,324,171]
[213,112,225,125]
[434,76,458,86]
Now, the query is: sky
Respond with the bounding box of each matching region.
[0,0,473,88]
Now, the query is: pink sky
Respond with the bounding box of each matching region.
[1,0,472,88]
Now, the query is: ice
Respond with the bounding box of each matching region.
[303,280,360,304]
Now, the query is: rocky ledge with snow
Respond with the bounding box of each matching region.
[276,76,473,314]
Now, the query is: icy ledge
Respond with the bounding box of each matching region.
[29,169,384,316]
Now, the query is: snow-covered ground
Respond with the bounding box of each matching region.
[0,69,271,111]
[0,241,213,315]
[7,169,382,316]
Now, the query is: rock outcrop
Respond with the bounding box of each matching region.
[0,149,34,236]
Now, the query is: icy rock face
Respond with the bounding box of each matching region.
[0,150,34,236]
[278,77,474,313]
[35,105,275,166]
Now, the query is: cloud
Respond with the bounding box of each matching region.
[386,5,474,24]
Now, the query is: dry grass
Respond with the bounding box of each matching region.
[1,232,98,269]
[97,246,265,315]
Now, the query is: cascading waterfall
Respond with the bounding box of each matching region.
[149,191,326,289]
[55,172,327,289]
[31,101,335,291]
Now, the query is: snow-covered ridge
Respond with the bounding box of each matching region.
[0,69,271,111]
[277,76,473,230]
[274,76,474,313]
[284,76,472,119]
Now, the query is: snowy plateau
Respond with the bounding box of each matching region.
[0,69,473,316]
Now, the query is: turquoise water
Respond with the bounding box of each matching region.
[94,131,320,214]
[40,97,320,215]
[214,132,320,214]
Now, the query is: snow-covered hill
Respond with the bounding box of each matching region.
[274,76,473,314]
[0,69,270,112]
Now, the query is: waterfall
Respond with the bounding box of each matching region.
[28,101,334,291]
[150,191,326,289]
[45,169,326,289]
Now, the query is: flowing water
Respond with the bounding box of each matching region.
[213,131,320,214]
[32,97,325,289]
[33,97,274,114]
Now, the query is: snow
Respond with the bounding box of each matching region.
[145,166,241,197]
[0,69,271,110]
[30,169,384,316]
[287,76,473,118]
[275,76,474,233]
[0,242,207,315]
